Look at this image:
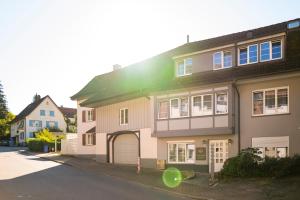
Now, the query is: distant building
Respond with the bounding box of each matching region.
[10,95,67,145]
[59,106,77,133]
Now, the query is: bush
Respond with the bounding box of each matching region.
[27,138,44,152]
[27,129,62,152]
[220,148,262,177]
[220,148,300,178]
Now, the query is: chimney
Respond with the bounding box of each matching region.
[113,64,122,71]
[186,34,190,43]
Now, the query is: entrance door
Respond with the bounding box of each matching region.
[209,140,228,172]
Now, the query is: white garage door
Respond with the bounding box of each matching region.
[114,134,138,165]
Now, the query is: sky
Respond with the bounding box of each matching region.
[0,0,299,114]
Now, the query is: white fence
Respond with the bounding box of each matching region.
[61,133,78,155]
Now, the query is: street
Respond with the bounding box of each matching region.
[0,147,190,200]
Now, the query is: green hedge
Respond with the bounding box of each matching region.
[27,138,55,152]
[220,148,300,178]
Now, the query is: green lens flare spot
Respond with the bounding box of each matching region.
[162,167,182,188]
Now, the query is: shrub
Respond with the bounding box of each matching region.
[220,148,262,177]
[27,138,44,152]
[27,129,62,152]
[220,148,300,178]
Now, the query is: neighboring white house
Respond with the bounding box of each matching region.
[10,95,67,145]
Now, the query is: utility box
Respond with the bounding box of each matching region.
[156,159,166,170]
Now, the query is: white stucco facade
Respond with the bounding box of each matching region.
[10,96,67,144]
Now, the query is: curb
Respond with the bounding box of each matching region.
[27,151,211,200]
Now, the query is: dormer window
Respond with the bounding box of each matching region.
[176,58,192,77]
[239,44,258,65]
[213,51,232,70]
[260,40,282,62]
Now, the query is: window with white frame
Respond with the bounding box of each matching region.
[120,108,128,125]
[252,87,288,116]
[168,143,195,163]
[176,58,192,77]
[260,40,282,62]
[257,147,288,158]
[215,92,228,114]
[158,100,168,119]
[86,134,93,145]
[213,51,232,70]
[170,97,189,118]
[87,110,93,121]
[192,94,213,116]
[239,44,258,65]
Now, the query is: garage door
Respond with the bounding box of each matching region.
[114,134,138,165]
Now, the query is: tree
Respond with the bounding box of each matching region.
[0,112,15,140]
[0,81,8,119]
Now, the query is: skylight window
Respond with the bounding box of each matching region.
[287,20,300,29]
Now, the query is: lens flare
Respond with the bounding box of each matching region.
[162,167,182,188]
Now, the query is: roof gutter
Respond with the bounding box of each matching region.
[232,81,241,153]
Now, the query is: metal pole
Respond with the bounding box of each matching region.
[137,157,141,174]
[210,143,215,182]
[55,138,57,152]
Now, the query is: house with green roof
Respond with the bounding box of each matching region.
[71,19,300,172]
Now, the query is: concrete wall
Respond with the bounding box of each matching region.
[61,133,78,155]
[96,97,150,133]
[76,132,96,156]
[239,75,300,155]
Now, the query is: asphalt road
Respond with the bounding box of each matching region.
[0,147,191,200]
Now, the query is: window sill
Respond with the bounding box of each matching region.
[168,162,196,164]
[169,116,189,119]
[252,112,290,117]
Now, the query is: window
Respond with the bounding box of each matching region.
[46,121,58,129]
[260,42,270,61]
[213,51,232,70]
[249,44,258,63]
[158,100,168,119]
[192,94,213,116]
[258,147,288,158]
[168,143,195,163]
[120,108,128,125]
[272,41,282,59]
[239,48,248,65]
[239,44,258,65]
[176,58,192,76]
[86,134,93,145]
[215,93,228,114]
[253,136,289,158]
[287,20,300,29]
[260,41,282,62]
[40,110,45,116]
[29,132,35,138]
[29,120,42,127]
[49,111,55,117]
[213,52,222,69]
[87,110,93,121]
[252,87,288,116]
[170,97,189,118]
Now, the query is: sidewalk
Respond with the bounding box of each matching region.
[26,151,271,200]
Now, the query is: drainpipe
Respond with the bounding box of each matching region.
[232,82,241,153]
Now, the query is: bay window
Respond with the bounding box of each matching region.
[170,97,189,118]
[158,100,168,119]
[215,92,228,114]
[252,87,288,116]
[168,143,195,163]
[192,94,213,116]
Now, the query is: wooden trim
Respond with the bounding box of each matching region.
[82,111,86,123]
[82,134,86,146]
